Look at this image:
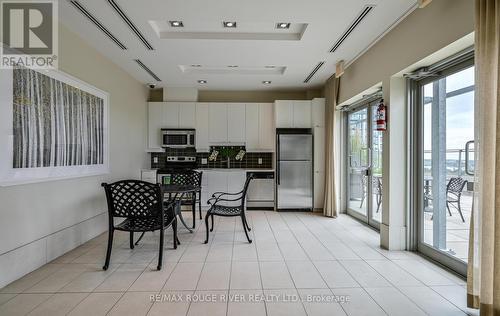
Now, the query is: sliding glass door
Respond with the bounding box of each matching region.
[347,102,383,229]
[414,60,474,275]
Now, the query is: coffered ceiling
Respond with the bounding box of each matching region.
[59,0,418,90]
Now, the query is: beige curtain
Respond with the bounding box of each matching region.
[323,76,341,217]
[467,1,500,314]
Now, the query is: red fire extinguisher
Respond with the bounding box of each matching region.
[375,99,387,131]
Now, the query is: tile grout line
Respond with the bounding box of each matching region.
[264,211,309,316]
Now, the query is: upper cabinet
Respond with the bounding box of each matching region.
[148,101,278,152]
[293,101,312,128]
[259,103,275,151]
[209,103,228,143]
[227,103,246,143]
[245,104,260,151]
[163,102,180,128]
[275,100,294,128]
[179,102,196,128]
[245,103,275,152]
[274,100,312,128]
[195,103,210,152]
[312,98,326,128]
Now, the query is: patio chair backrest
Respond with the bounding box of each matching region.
[447,177,467,195]
[171,171,202,186]
[102,180,162,218]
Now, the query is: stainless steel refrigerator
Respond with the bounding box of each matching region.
[276,128,313,211]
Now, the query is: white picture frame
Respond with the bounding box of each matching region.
[0,68,110,186]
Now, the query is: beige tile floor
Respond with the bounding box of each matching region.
[423,193,472,262]
[0,211,477,316]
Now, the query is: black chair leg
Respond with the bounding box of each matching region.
[157,228,164,270]
[457,200,465,222]
[241,215,252,243]
[134,232,146,246]
[446,203,452,216]
[192,200,196,229]
[129,231,134,249]
[173,219,178,249]
[210,214,214,232]
[199,198,202,220]
[204,213,210,244]
[103,228,114,270]
[243,214,251,231]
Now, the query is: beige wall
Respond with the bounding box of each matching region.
[339,0,474,104]
[0,25,149,288]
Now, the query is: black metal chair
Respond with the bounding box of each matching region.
[101,180,177,271]
[359,176,382,212]
[171,171,203,228]
[204,174,254,244]
[446,177,467,222]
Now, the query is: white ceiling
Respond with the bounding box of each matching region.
[59,0,417,90]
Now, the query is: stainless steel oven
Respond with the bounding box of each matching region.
[161,129,195,148]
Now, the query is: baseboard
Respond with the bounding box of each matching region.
[0,213,107,289]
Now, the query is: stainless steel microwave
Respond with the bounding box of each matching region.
[161,129,195,148]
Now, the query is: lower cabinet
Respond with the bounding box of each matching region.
[198,170,247,209]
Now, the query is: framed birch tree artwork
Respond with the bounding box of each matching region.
[0,67,109,186]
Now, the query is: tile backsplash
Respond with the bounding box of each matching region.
[151,147,273,170]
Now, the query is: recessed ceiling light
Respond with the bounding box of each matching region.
[265,65,276,68]
[223,21,237,28]
[262,81,272,84]
[169,21,184,27]
[198,80,207,84]
[276,22,290,29]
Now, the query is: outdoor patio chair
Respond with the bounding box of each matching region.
[446,177,467,223]
[101,180,177,271]
[359,176,383,212]
[171,170,203,228]
[204,174,254,244]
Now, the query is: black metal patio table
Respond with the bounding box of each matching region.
[133,184,200,247]
[161,184,201,233]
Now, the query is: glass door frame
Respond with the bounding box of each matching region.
[345,101,382,230]
[409,57,474,277]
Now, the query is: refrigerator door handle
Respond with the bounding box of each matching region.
[277,135,280,185]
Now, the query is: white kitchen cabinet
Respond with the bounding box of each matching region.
[195,103,210,151]
[293,101,312,128]
[245,104,260,151]
[314,127,325,172]
[148,102,163,149]
[205,171,227,206]
[227,103,246,143]
[179,102,196,128]
[312,98,326,127]
[141,169,157,183]
[199,170,247,209]
[209,103,228,143]
[314,171,325,210]
[163,102,180,128]
[227,171,246,193]
[274,100,293,128]
[259,103,275,151]
[274,100,312,128]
